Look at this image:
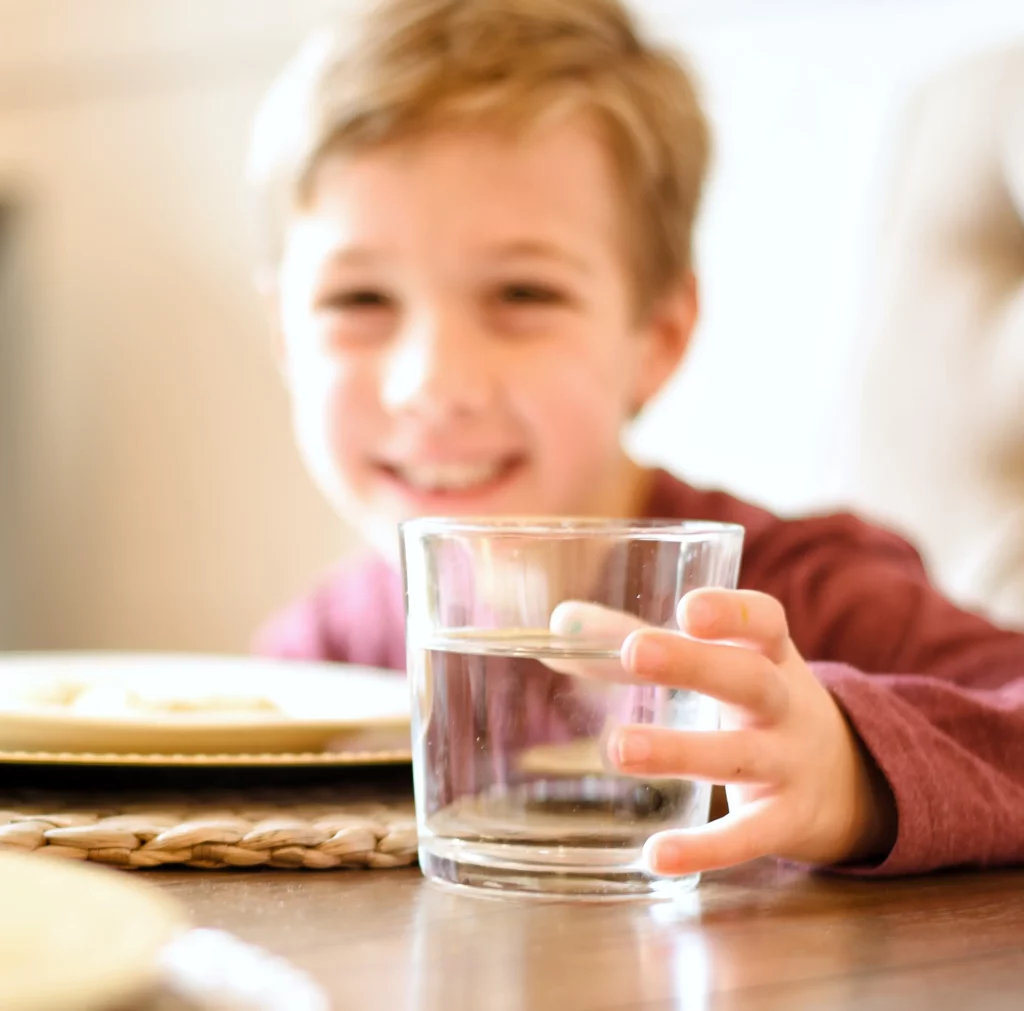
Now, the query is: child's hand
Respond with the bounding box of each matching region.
[611,589,897,874]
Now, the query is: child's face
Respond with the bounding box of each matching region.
[275,116,693,555]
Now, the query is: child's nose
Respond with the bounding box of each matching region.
[380,316,495,419]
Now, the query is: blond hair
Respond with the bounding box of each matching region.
[249,0,710,311]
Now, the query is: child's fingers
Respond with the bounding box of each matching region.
[549,600,648,644]
[622,629,788,721]
[643,797,785,876]
[544,601,649,682]
[607,725,778,784]
[679,589,790,664]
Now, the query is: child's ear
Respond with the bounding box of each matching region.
[632,272,698,413]
[253,265,285,366]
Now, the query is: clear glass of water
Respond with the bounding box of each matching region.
[399,517,744,900]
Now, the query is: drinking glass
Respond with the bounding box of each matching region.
[400,517,744,899]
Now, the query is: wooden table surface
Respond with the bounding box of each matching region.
[153,861,1024,1010]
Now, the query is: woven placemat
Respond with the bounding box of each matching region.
[0,786,418,871]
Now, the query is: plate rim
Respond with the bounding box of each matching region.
[0,747,413,767]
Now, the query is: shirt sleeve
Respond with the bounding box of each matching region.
[816,663,1024,873]
[253,578,346,662]
[252,555,407,671]
[743,512,1024,874]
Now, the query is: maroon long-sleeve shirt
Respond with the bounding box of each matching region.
[255,469,1024,876]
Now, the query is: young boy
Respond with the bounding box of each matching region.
[249,0,1024,879]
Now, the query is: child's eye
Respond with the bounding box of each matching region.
[499,283,564,306]
[313,288,396,349]
[319,289,393,311]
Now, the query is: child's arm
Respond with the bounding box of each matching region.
[254,580,340,661]
[253,555,406,671]
[610,514,1024,877]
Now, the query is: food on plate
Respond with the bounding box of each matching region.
[0,678,283,718]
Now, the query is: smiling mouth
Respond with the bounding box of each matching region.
[377,457,525,497]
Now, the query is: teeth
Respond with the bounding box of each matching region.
[397,461,505,492]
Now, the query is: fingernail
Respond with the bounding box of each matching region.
[614,731,652,767]
[683,594,716,632]
[623,633,667,675]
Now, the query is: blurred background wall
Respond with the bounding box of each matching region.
[0,0,1022,652]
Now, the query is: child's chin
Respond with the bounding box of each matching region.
[396,490,519,518]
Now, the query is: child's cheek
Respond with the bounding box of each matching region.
[285,357,371,498]
[325,366,379,465]
[541,364,628,445]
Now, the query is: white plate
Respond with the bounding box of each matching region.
[0,653,410,756]
[0,850,186,1011]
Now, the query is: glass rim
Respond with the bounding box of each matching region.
[399,516,744,541]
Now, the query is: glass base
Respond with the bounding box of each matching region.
[418,838,700,901]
